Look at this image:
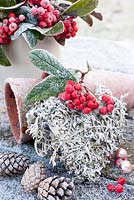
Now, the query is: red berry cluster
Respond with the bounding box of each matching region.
[0,12,25,45]
[99,95,114,115]
[29,0,41,5]
[58,80,99,114]
[106,177,126,193]
[30,0,60,28]
[55,18,78,40]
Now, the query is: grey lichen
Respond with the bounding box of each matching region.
[26,86,127,182]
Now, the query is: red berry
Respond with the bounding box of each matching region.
[106,184,115,192]
[9,22,18,32]
[53,10,60,18]
[38,21,47,28]
[99,107,107,115]
[74,99,80,106]
[58,92,71,101]
[64,20,71,28]
[117,177,126,185]
[76,104,83,110]
[31,7,38,15]
[115,184,123,193]
[83,107,91,114]
[58,93,65,101]
[3,19,9,25]
[37,14,44,21]
[71,90,78,99]
[72,21,76,26]
[86,93,92,100]
[74,82,82,91]
[67,102,74,109]
[8,12,16,18]
[71,31,76,37]
[38,7,45,15]
[102,95,111,102]
[47,5,54,12]
[65,84,74,93]
[66,80,74,85]
[73,26,78,32]
[40,0,50,8]
[87,101,94,109]
[93,102,99,109]
[19,14,26,22]
[107,104,114,113]
[80,95,86,103]
[9,17,16,23]
[0,37,3,44]
[64,92,71,101]
[107,99,114,105]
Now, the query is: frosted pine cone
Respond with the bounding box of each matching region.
[38,176,75,200]
[0,152,31,176]
[21,161,46,193]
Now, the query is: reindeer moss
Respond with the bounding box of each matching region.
[26,87,126,181]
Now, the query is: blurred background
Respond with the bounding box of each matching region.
[77,0,134,42]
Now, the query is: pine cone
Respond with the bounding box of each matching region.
[38,176,75,200]
[21,161,46,193]
[0,152,31,176]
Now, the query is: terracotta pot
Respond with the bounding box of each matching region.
[4,70,134,143]
[0,36,60,91]
[5,78,40,143]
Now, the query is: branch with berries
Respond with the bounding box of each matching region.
[0,0,102,66]
[24,49,127,181]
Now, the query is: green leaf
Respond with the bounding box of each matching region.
[62,0,98,17]
[11,23,35,40]
[0,0,16,7]
[0,46,11,66]
[22,30,37,48]
[81,14,93,27]
[26,75,66,104]
[32,30,44,40]
[0,0,26,10]
[29,21,64,36]
[29,49,76,81]
[0,10,8,18]
[55,38,65,46]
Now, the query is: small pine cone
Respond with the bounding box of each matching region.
[0,152,31,176]
[38,176,75,200]
[21,161,46,193]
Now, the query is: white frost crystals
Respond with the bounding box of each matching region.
[26,87,127,182]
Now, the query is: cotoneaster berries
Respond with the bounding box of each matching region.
[76,104,83,110]
[67,102,74,109]
[74,82,82,91]
[9,23,18,32]
[19,14,26,22]
[115,184,123,193]
[107,104,114,113]
[74,99,80,106]
[106,184,115,192]
[99,107,107,115]
[71,90,78,99]
[58,80,100,114]
[65,84,74,93]
[83,107,91,114]
[40,0,50,8]
[8,12,16,18]
[55,18,78,40]
[117,177,126,185]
